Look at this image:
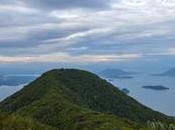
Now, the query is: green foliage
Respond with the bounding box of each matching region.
[0,69,174,130]
[0,112,56,130]
[146,121,175,130]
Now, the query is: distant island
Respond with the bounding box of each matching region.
[108,76,134,81]
[152,68,175,77]
[116,76,134,79]
[99,68,137,79]
[121,88,130,94]
[0,75,38,86]
[142,85,169,91]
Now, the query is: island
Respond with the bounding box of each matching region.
[121,88,130,94]
[152,67,175,77]
[115,76,134,79]
[0,75,38,86]
[142,85,169,91]
[99,68,137,79]
[107,76,133,81]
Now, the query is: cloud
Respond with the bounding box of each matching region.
[0,0,175,64]
[0,4,38,14]
[44,27,114,44]
[26,0,112,10]
[0,53,141,63]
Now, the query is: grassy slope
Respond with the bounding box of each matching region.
[0,111,57,130]
[0,69,174,130]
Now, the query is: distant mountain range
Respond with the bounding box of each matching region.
[99,68,137,79]
[153,68,175,77]
[0,75,38,86]
[0,69,174,130]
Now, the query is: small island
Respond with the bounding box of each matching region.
[99,68,136,79]
[108,78,114,82]
[122,88,130,94]
[116,76,134,79]
[142,85,169,91]
[152,67,175,77]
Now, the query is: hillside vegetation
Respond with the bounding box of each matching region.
[0,69,174,130]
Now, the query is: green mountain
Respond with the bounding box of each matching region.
[0,69,174,130]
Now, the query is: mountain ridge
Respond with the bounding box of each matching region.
[0,69,174,130]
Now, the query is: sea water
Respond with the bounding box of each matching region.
[110,74,175,116]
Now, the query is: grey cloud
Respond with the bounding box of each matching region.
[26,0,112,10]
[1,0,175,63]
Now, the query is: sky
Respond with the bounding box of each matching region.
[1,0,175,71]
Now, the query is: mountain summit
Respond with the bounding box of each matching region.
[0,69,174,130]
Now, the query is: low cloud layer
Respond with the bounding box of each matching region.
[0,0,175,63]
